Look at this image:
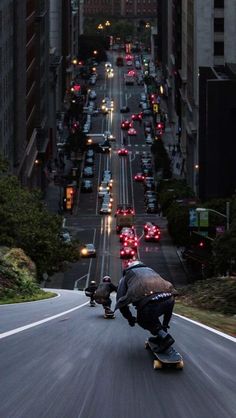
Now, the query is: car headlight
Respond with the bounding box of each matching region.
[81,249,88,255]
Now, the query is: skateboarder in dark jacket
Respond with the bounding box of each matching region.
[94,276,117,314]
[115,261,176,352]
[85,281,98,306]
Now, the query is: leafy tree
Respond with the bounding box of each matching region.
[0,176,80,279]
[166,203,190,246]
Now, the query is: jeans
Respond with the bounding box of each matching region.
[136,297,174,335]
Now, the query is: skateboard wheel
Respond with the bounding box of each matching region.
[153,359,162,369]
[176,360,184,369]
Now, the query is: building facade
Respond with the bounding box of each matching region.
[0,1,14,171]
[83,0,157,19]
[158,0,236,198]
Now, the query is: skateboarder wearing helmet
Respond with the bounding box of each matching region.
[94,276,117,316]
[115,260,177,353]
[85,280,98,306]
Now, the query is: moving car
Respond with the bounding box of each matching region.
[144,222,161,241]
[120,246,136,259]
[145,134,153,145]
[121,120,132,130]
[123,236,138,250]
[134,173,145,182]
[118,148,128,156]
[80,243,96,258]
[132,113,142,121]
[128,127,137,136]
[100,203,112,214]
[120,106,130,113]
[98,182,110,197]
[119,227,135,243]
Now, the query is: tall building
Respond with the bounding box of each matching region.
[83,0,157,19]
[158,0,236,198]
[0,1,14,171]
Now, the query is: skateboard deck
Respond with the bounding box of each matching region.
[145,339,184,370]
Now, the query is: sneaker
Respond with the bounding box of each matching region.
[149,334,175,353]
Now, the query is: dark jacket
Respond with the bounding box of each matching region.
[115,264,176,311]
[94,282,117,303]
[85,283,98,297]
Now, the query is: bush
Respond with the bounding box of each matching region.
[178,277,236,315]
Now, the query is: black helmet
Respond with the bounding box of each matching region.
[102,275,111,283]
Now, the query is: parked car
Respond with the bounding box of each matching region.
[83,166,94,178]
[81,179,93,192]
[59,230,72,244]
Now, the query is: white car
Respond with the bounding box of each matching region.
[100,203,112,214]
[98,182,110,197]
[145,134,153,145]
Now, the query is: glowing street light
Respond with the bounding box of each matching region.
[97,24,104,30]
[105,20,111,27]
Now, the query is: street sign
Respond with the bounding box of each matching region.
[153,103,159,113]
[199,211,209,227]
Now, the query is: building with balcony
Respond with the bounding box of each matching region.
[157,0,236,198]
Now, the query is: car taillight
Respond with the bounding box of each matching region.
[131,251,135,255]
[155,235,159,239]
[146,235,149,238]
[121,251,124,255]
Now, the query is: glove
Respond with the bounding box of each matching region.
[162,325,170,333]
[128,316,136,327]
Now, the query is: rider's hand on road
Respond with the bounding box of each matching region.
[128,316,136,327]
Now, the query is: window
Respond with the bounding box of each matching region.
[214,41,224,55]
[214,0,224,7]
[214,18,224,32]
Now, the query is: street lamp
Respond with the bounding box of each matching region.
[196,202,230,231]
[105,20,111,27]
[97,24,104,30]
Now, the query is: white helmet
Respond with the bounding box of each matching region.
[102,275,111,283]
[127,260,143,269]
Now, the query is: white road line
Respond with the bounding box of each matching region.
[174,313,236,342]
[0,301,89,340]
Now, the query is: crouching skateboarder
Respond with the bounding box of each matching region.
[85,281,98,306]
[115,261,177,353]
[94,276,117,318]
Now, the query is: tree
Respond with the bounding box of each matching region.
[213,222,236,275]
[0,176,80,279]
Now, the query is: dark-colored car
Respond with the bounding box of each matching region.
[81,179,93,192]
[120,106,130,113]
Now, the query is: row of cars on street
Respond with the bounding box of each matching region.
[134,151,159,213]
[98,170,113,214]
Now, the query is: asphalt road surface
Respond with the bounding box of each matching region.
[0,290,235,418]
[1,51,235,418]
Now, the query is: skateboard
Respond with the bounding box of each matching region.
[145,338,184,370]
